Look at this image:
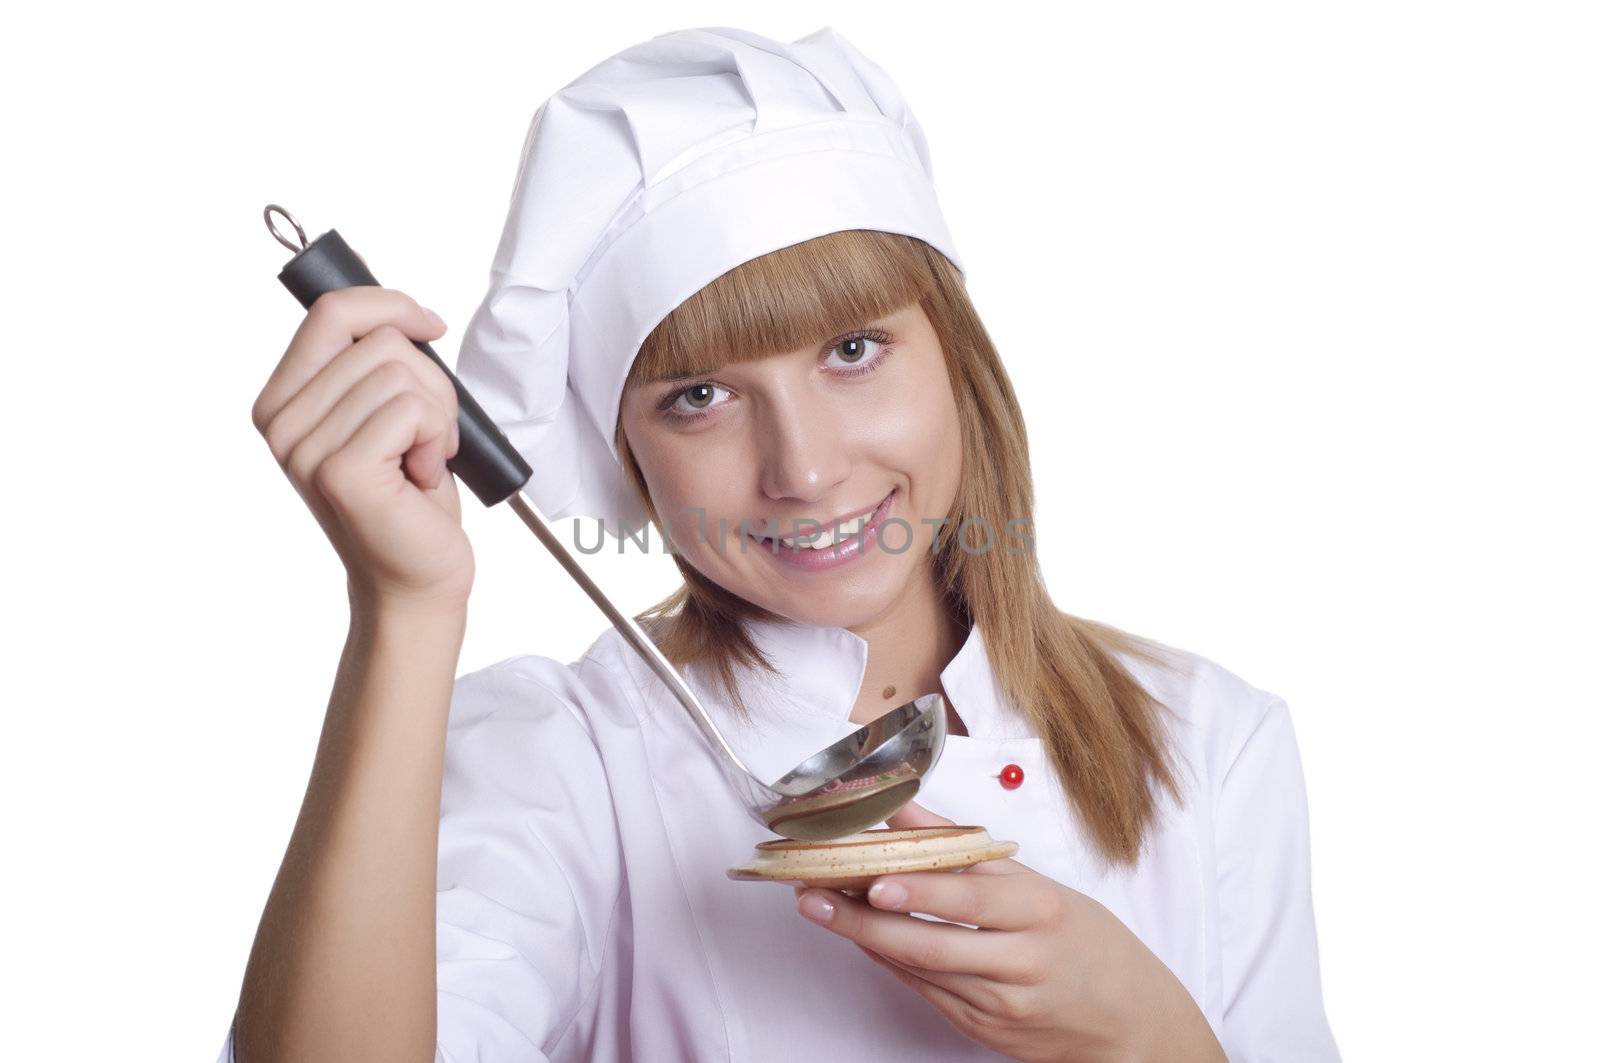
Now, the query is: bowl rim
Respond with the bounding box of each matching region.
[752,824,986,853]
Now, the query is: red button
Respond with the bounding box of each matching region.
[999,763,1024,790]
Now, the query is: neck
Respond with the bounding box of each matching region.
[844,563,968,731]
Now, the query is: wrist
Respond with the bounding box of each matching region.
[349,594,469,648]
[347,578,472,626]
[1124,974,1224,1063]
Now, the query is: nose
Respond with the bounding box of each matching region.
[755,385,851,506]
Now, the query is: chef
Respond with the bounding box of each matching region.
[220,23,1339,1062]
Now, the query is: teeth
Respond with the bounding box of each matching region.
[770,513,871,550]
[787,529,834,550]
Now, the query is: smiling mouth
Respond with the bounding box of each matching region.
[747,489,896,553]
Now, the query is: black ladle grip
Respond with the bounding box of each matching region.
[275,228,533,507]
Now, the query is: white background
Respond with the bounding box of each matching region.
[5,1,1595,1058]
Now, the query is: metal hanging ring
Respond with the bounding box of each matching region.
[263,204,309,255]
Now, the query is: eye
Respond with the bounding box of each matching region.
[660,381,732,424]
[823,329,894,375]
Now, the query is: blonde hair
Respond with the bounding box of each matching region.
[614,229,1184,867]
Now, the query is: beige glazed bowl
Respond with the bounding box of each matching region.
[727,825,1019,891]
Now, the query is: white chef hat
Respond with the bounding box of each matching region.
[453,24,966,540]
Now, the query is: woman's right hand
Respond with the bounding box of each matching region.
[252,286,475,615]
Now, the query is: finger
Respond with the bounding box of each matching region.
[262,329,458,465]
[253,287,446,432]
[285,363,449,495]
[307,390,451,510]
[884,800,1027,876]
[269,342,440,469]
[865,868,1052,931]
[352,390,453,495]
[884,798,954,830]
[797,888,1030,983]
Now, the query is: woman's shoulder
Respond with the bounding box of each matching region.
[1103,629,1294,783]
[448,624,654,743]
[438,633,646,834]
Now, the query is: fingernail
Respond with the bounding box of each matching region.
[421,305,446,328]
[798,892,835,925]
[869,881,908,909]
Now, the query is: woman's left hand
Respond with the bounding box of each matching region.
[793,801,1225,1063]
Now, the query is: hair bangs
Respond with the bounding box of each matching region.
[627,229,936,389]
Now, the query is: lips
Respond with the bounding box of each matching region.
[748,493,889,547]
[745,488,898,572]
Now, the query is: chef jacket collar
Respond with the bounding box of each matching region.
[685,615,1032,743]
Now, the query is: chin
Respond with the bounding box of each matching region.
[737,573,912,631]
[763,600,876,629]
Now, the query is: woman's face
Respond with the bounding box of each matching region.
[618,300,963,630]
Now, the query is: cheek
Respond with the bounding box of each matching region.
[869,366,962,494]
[643,449,737,552]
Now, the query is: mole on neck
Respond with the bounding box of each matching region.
[850,680,968,736]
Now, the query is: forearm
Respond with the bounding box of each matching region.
[233,602,467,1063]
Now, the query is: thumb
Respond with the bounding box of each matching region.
[884,798,956,830]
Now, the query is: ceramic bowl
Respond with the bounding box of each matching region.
[727,825,1018,890]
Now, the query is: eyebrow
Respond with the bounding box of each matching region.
[637,315,903,387]
[642,368,715,385]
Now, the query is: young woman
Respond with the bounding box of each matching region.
[221,25,1338,1063]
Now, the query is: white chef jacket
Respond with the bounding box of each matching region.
[216,617,1338,1061]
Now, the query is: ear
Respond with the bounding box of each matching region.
[884,799,956,830]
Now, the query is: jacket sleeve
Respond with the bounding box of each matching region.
[433,659,625,1061]
[212,659,624,1063]
[1212,694,1341,1062]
